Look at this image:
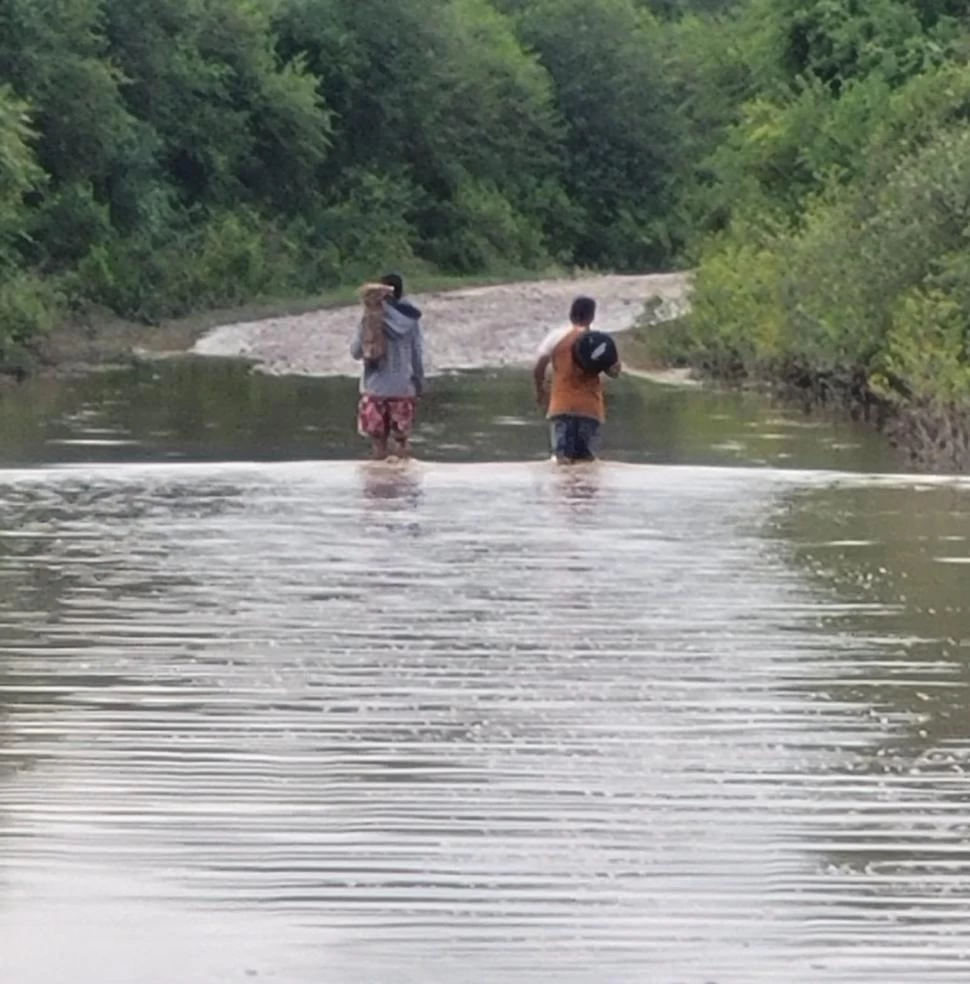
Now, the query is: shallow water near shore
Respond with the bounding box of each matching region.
[0,358,897,471]
[2,362,970,983]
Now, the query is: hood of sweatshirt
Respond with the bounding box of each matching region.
[383,298,422,338]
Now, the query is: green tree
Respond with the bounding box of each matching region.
[0,0,135,267]
[0,0,133,187]
[0,85,40,259]
[103,0,331,214]
[276,0,567,270]
[508,0,683,268]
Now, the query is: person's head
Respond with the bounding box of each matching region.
[380,273,404,301]
[569,296,596,328]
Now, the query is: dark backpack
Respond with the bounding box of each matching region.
[572,330,618,375]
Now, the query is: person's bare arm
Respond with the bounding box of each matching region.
[533,354,551,408]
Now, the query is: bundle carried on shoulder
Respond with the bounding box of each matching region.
[358,282,395,364]
[572,330,618,375]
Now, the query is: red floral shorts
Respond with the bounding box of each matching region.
[357,395,416,440]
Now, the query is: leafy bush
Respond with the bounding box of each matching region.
[687,120,970,410]
[0,272,62,371]
[72,209,304,321]
[429,180,551,273]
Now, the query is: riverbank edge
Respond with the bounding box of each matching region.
[8,270,702,393]
[188,271,695,383]
[14,268,571,382]
[631,316,967,472]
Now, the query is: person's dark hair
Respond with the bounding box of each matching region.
[570,296,596,326]
[380,273,404,301]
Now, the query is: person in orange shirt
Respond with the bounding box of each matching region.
[533,296,621,463]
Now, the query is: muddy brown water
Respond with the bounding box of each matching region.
[1,362,970,983]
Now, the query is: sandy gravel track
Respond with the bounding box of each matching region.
[193,273,691,377]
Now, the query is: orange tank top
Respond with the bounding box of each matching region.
[547,327,605,422]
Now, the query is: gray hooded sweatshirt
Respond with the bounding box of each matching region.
[350,298,425,398]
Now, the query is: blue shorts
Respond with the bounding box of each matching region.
[549,414,601,461]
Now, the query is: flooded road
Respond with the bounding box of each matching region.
[1,365,969,982]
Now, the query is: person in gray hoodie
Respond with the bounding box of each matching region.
[350,273,425,459]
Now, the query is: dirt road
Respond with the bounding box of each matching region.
[192,273,690,377]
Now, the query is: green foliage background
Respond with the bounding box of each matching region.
[4,0,970,423]
[656,0,970,427]
[0,0,689,363]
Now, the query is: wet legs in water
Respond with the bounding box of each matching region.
[550,415,601,464]
[370,436,389,461]
[359,396,416,461]
[371,435,410,461]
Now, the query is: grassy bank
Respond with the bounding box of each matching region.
[628,308,970,471]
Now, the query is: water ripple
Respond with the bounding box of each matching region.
[0,462,968,983]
